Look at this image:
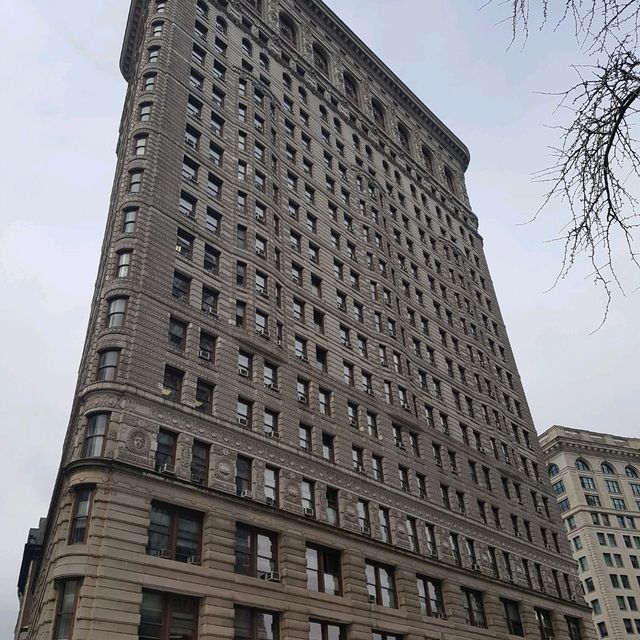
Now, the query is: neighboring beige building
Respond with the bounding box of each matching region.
[540,426,640,638]
[15,1,595,639]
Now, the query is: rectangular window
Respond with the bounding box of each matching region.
[462,588,486,628]
[417,575,445,618]
[190,440,209,485]
[502,599,524,636]
[53,579,81,640]
[234,607,278,640]
[69,487,93,544]
[365,560,396,607]
[146,502,202,563]
[236,456,252,496]
[234,523,277,578]
[306,544,342,595]
[83,413,109,457]
[138,590,199,640]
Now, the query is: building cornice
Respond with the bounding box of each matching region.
[120,0,146,81]
[304,0,471,170]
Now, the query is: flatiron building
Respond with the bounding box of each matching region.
[15,1,595,639]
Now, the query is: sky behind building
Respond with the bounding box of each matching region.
[1,0,638,636]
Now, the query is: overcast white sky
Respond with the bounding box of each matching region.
[1,0,638,635]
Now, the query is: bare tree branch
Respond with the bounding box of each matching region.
[487,0,640,322]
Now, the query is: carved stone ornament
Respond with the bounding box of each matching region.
[218,462,232,478]
[126,428,151,456]
[286,482,299,498]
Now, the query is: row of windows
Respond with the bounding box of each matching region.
[53,576,587,640]
[550,459,640,477]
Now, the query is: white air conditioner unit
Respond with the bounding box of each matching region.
[261,571,281,582]
[545,543,552,550]
[396,442,406,450]
[337,303,346,312]
[257,288,269,298]
[368,594,376,604]
[241,489,253,499]
[191,473,204,485]
[199,348,211,360]
[303,507,314,517]
[343,340,352,349]
[188,555,201,565]
[255,247,265,256]
[264,383,279,392]
[451,466,459,475]
[202,306,217,317]
[265,497,276,506]
[360,525,371,536]
[432,612,446,620]
[158,463,175,475]
[296,353,309,363]
[238,366,250,377]
[185,138,196,147]
[349,418,358,428]
[266,431,280,440]
[365,389,375,396]
[429,549,439,559]
[356,465,366,474]
[237,416,248,427]
[297,393,308,404]
[154,548,173,559]
[472,563,481,572]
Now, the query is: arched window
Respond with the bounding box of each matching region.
[313,44,329,76]
[279,13,297,48]
[625,465,639,479]
[397,122,410,151]
[343,72,359,105]
[601,462,616,475]
[444,166,457,194]
[548,464,560,478]
[372,99,385,130]
[575,458,590,471]
[422,145,434,172]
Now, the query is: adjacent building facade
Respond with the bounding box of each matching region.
[15,1,595,639]
[541,426,640,638]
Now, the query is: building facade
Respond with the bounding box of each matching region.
[15,1,594,639]
[541,426,640,638]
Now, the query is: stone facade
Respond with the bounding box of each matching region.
[15,1,595,639]
[541,426,640,638]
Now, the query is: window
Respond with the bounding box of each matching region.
[306,544,341,595]
[69,487,93,544]
[462,588,486,628]
[502,599,524,636]
[195,379,213,413]
[576,458,590,471]
[140,102,153,121]
[313,44,329,75]
[123,207,137,232]
[236,456,252,495]
[116,250,132,277]
[155,429,177,471]
[138,591,199,640]
[365,561,396,607]
[309,621,344,640]
[265,467,278,505]
[190,441,209,485]
[97,349,118,382]
[417,575,445,618]
[147,502,202,563]
[534,608,555,640]
[234,523,277,577]
[107,297,127,328]
[343,72,358,104]
[326,487,339,526]
[301,478,315,514]
[162,366,183,401]
[53,579,81,640]
[234,607,277,640]
[279,13,297,47]
[134,134,148,155]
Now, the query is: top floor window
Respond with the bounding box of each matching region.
[313,44,329,75]
[280,13,297,47]
[372,100,385,130]
[343,73,358,105]
[398,123,410,151]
